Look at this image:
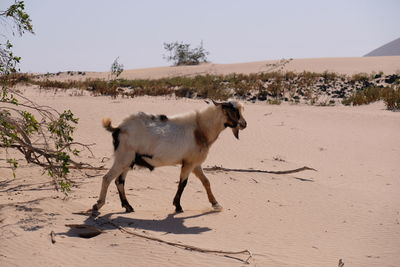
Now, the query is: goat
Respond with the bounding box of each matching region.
[92,100,247,214]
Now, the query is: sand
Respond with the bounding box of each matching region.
[1,57,400,267]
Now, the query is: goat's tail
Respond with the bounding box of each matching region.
[102,118,117,132]
[103,118,121,151]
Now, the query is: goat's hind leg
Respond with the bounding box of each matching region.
[92,152,133,214]
[92,166,122,213]
[115,170,134,212]
[173,163,193,213]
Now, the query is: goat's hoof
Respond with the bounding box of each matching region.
[125,205,134,213]
[91,210,100,217]
[92,203,100,212]
[212,203,223,211]
[91,205,100,217]
[175,206,183,213]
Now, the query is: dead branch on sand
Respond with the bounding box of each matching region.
[50,231,56,244]
[92,217,252,264]
[204,165,316,175]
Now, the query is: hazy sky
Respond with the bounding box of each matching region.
[2,0,399,72]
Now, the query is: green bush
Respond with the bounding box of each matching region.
[110,57,124,79]
[163,41,209,66]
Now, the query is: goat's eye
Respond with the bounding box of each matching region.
[230,109,240,120]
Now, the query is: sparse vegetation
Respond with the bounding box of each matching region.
[268,99,282,105]
[383,88,400,110]
[263,58,293,73]
[163,41,209,66]
[110,57,124,79]
[342,86,394,107]
[6,67,400,110]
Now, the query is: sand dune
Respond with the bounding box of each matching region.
[46,56,400,81]
[1,85,399,266]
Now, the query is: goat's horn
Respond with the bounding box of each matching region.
[212,100,222,106]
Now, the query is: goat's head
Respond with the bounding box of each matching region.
[212,100,247,139]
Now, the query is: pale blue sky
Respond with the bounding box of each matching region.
[2,0,399,72]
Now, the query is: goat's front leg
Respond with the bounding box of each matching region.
[173,163,193,213]
[115,170,134,213]
[193,165,222,211]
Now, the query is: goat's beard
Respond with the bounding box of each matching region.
[232,127,240,139]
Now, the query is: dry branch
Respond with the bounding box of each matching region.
[204,165,316,175]
[92,217,252,264]
[50,230,56,244]
[1,88,104,189]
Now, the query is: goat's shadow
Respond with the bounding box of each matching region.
[84,210,217,235]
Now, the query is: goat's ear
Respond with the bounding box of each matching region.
[212,100,222,106]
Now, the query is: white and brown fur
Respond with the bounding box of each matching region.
[92,100,247,214]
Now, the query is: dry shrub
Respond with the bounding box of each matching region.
[384,88,400,110]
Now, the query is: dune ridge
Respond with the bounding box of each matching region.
[45,56,400,81]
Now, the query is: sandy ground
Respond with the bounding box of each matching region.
[46,56,400,80]
[1,85,399,266]
[2,56,400,266]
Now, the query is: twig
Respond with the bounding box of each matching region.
[96,217,252,264]
[251,178,259,183]
[50,230,56,244]
[84,172,103,178]
[204,165,316,175]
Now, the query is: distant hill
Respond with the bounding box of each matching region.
[364,37,400,57]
